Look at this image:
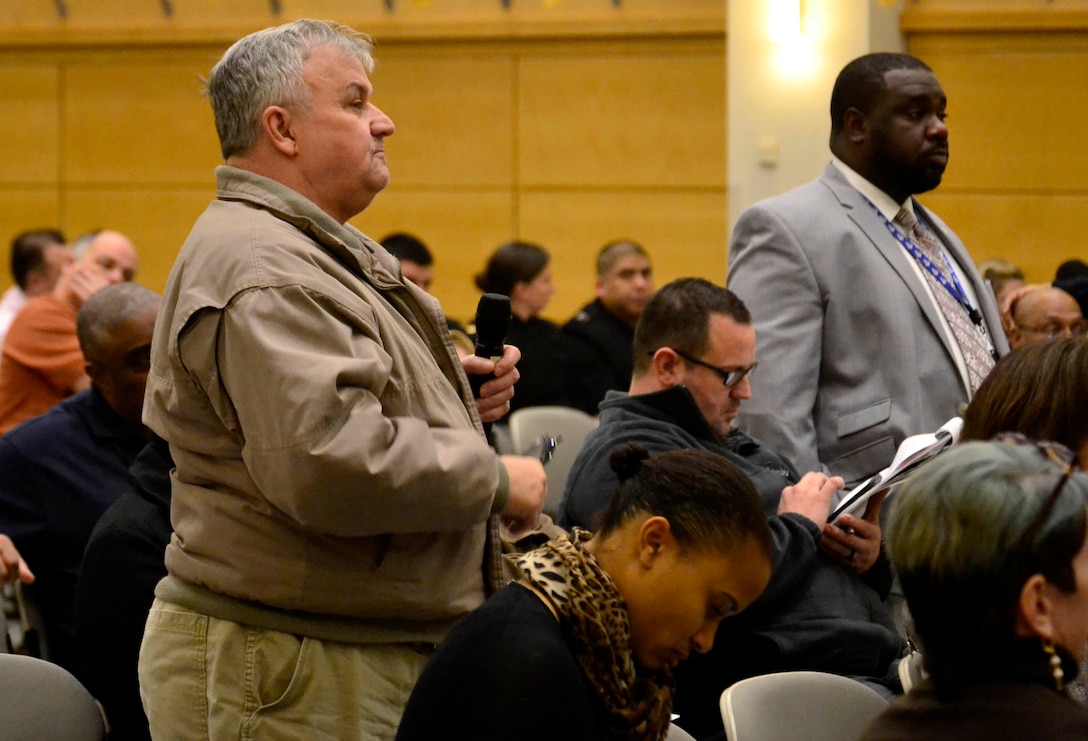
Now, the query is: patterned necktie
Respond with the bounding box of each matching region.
[894,207,995,394]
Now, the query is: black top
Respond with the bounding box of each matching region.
[75,437,174,741]
[0,387,147,676]
[1056,277,1088,317]
[861,640,1088,740]
[506,316,570,414]
[562,300,635,415]
[397,584,610,740]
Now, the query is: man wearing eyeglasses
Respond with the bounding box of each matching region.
[1007,286,1086,350]
[558,278,905,739]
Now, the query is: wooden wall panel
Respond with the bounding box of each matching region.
[371,52,515,187]
[349,188,515,323]
[0,0,723,42]
[64,55,221,185]
[519,190,727,322]
[0,189,62,285]
[909,30,1088,283]
[0,16,726,307]
[0,65,59,183]
[922,42,1088,192]
[919,192,1088,284]
[62,187,216,293]
[519,48,725,188]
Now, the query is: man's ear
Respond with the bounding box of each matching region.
[1017,573,1058,642]
[1007,326,1024,350]
[651,348,686,387]
[85,361,104,390]
[262,106,298,156]
[636,515,673,569]
[843,107,868,144]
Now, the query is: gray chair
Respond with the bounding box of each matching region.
[719,671,888,741]
[0,654,106,740]
[666,721,698,740]
[507,405,597,517]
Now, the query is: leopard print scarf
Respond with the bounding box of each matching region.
[516,528,674,741]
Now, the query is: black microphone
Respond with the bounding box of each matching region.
[471,293,512,446]
[474,293,511,361]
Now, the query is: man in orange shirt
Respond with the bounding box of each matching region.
[0,230,139,434]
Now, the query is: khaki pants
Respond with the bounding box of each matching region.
[138,598,432,740]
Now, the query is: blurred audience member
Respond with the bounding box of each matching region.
[962,338,1088,702]
[397,445,773,741]
[1057,259,1088,283]
[76,435,173,741]
[962,339,1088,461]
[382,232,437,292]
[381,231,467,339]
[0,282,157,675]
[978,257,1026,308]
[862,440,1088,739]
[563,240,654,416]
[0,229,138,433]
[1007,287,1086,350]
[476,241,568,413]
[0,229,69,351]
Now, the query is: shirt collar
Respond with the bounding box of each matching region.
[830,155,914,222]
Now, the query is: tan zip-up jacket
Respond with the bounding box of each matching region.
[144,167,508,640]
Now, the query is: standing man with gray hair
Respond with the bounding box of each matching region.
[137,19,545,739]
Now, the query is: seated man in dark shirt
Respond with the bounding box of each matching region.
[559,278,905,739]
[76,435,173,741]
[563,240,654,415]
[0,282,158,676]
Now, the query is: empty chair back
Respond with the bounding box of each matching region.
[507,405,597,516]
[719,671,888,741]
[0,653,106,740]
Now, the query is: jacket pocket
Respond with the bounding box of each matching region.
[836,399,892,438]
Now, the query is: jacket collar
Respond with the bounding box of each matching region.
[214,166,403,292]
[601,386,710,435]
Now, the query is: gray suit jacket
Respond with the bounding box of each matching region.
[727,163,1008,486]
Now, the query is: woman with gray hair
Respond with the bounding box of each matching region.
[861,440,1088,738]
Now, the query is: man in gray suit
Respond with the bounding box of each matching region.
[728,53,1007,488]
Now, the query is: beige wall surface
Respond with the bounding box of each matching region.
[904,1,1088,284]
[0,2,726,325]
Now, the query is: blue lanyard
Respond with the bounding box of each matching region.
[865,199,985,327]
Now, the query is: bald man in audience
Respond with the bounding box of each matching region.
[1007,286,1086,349]
[0,230,138,434]
[0,282,158,675]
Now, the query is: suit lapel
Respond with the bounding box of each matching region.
[819,165,951,351]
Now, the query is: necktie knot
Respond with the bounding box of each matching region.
[894,207,920,233]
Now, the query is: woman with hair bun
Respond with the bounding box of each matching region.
[474,241,568,413]
[397,444,775,741]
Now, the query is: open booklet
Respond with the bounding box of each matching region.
[828,416,964,523]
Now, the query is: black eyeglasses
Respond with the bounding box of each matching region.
[1015,320,1088,340]
[994,433,1079,556]
[654,348,757,388]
